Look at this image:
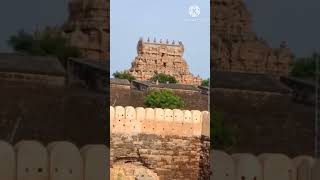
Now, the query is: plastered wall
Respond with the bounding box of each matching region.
[110,106,210,137]
[0,140,108,180]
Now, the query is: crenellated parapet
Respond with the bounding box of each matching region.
[211,150,320,180]
[137,37,185,57]
[110,106,210,137]
[0,140,108,180]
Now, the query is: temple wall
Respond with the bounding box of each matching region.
[0,72,65,86]
[213,88,314,156]
[110,85,209,111]
[0,83,106,146]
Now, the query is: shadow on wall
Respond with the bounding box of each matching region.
[210,150,320,180]
[0,140,108,180]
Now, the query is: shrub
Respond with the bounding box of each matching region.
[112,71,136,82]
[150,73,177,83]
[7,28,82,66]
[201,78,210,87]
[144,89,184,109]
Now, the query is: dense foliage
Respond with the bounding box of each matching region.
[150,73,177,83]
[112,71,136,82]
[291,58,315,79]
[7,28,81,65]
[144,89,184,109]
[291,53,319,79]
[201,78,210,87]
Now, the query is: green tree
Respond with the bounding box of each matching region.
[144,89,184,109]
[211,111,238,151]
[7,28,82,66]
[201,78,210,87]
[291,52,319,79]
[291,58,315,79]
[150,73,177,83]
[112,71,136,82]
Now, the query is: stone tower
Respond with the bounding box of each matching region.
[63,0,109,63]
[129,38,202,86]
[212,0,294,77]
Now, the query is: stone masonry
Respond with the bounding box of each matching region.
[63,0,109,62]
[129,38,202,86]
[212,0,294,77]
[110,106,210,180]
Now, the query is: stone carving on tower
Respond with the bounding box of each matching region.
[212,0,294,77]
[129,38,202,86]
[63,0,109,63]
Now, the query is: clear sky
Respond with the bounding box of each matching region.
[110,0,210,79]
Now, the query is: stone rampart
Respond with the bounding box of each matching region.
[110,106,210,179]
[110,85,208,111]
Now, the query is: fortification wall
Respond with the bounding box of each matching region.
[110,106,210,180]
[210,150,320,180]
[0,72,65,86]
[0,140,108,180]
[213,88,314,156]
[110,85,208,111]
[0,82,107,146]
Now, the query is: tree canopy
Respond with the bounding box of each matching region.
[144,89,184,109]
[290,53,319,79]
[201,78,210,87]
[7,28,82,65]
[291,58,315,79]
[150,73,177,83]
[112,70,136,82]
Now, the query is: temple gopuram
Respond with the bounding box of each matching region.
[63,0,109,63]
[212,0,294,77]
[129,38,202,86]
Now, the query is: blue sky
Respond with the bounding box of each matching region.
[110,0,210,79]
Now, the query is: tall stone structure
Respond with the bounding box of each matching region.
[212,0,294,77]
[129,38,202,86]
[63,0,109,63]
